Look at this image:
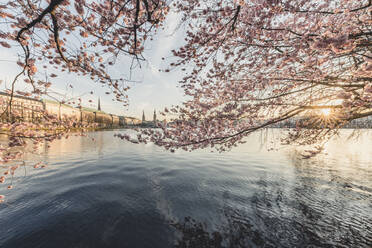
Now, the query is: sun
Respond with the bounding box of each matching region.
[320,108,331,116]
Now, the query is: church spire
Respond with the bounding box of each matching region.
[153,109,157,124]
[142,110,146,123]
[98,97,101,111]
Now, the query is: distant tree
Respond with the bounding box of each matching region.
[125,0,372,152]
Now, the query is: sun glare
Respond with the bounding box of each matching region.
[320,108,331,116]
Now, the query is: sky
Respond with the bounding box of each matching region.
[0,11,186,120]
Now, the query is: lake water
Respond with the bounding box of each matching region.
[0,129,371,247]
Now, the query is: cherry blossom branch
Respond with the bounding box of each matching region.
[16,0,64,42]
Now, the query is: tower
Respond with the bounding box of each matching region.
[153,109,157,124]
[98,97,101,111]
[142,110,145,123]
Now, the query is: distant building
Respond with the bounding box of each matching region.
[162,119,167,126]
[138,109,159,127]
[142,110,146,123]
[0,92,43,122]
[119,116,141,125]
[43,99,80,121]
[0,92,121,127]
[153,109,157,126]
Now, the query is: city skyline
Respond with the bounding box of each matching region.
[0,90,167,123]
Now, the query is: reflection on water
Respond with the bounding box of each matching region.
[0,129,371,248]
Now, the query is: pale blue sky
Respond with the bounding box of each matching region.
[0,11,185,120]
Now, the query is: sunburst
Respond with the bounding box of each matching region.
[320,108,331,116]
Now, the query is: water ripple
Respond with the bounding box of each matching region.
[0,130,371,248]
